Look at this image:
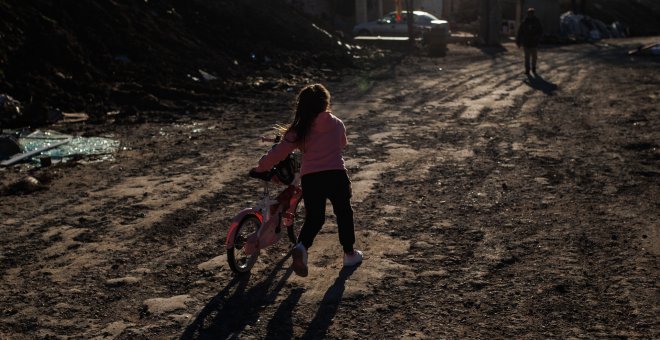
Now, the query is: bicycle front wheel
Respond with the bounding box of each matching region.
[227,214,260,274]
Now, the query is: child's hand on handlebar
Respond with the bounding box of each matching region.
[249,167,259,177]
[249,167,268,179]
[249,167,281,184]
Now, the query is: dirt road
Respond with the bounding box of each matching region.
[1,38,658,339]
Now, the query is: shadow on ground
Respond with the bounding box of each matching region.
[181,254,293,339]
[524,73,558,95]
[299,264,360,339]
[181,255,360,339]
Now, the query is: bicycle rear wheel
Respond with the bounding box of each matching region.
[227,214,260,273]
[286,199,305,244]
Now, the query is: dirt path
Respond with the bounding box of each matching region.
[1,38,658,339]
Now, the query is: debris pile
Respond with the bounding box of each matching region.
[0,0,375,127]
[560,11,628,41]
[0,94,22,129]
[0,129,119,167]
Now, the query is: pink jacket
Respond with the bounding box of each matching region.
[256,111,347,176]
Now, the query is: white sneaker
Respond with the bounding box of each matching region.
[343,249,363,267]
[292,243,308,277]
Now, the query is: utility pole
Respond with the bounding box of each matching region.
[405,0,415,47]
[515,0,522,33]
[480,0,501,45]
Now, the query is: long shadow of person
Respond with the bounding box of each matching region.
[524,73,558,95]
[181,252,294,339]
[179,272,251,339]
[299,264,361,339]
[264,288,304,339]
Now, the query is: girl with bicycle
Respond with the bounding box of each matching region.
[252,83,363,277]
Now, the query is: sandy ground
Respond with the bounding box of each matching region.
[1,37,659,339]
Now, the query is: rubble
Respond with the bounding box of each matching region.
[0,94,23,129]
[628,42,660,56]
[0,0,383,128]
[560,11,628,41]
[0,129,120,167]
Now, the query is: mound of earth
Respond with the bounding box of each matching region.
[559,0,660,36]
[0,0,371,128]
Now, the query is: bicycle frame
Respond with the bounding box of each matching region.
[225,169,302,254]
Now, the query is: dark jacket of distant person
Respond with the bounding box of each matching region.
[516,15,543,48]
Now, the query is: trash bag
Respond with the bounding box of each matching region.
[0,136,21,160]
[0,94,23,129]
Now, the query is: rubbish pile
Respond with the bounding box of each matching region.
[560,11,628,41]
[628,42,660,56]
[0,1,367,128]
[0,129,119,167]
[0,95,23,129]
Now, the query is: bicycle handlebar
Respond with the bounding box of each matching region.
[249,168,274,181]
[250,134,293,183]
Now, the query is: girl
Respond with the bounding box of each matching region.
[251,84,363,277]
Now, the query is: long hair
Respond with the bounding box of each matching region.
[286,84,330,147]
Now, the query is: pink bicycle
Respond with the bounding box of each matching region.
[225,136,304,274]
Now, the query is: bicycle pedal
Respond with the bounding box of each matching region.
[282,212,294,227]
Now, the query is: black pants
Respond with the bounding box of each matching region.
[298,170,355,253]
[524,47,538,73]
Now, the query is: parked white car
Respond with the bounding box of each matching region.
[352,11,449,38]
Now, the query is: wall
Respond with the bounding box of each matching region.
[286,0,333,17]
[417,0,444,18]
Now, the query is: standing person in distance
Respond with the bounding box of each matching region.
[516,7,543,76]
[251,84,363,277]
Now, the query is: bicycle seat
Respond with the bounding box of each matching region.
[249,169,274,181]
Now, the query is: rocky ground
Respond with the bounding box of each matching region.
[1,37,659,339]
